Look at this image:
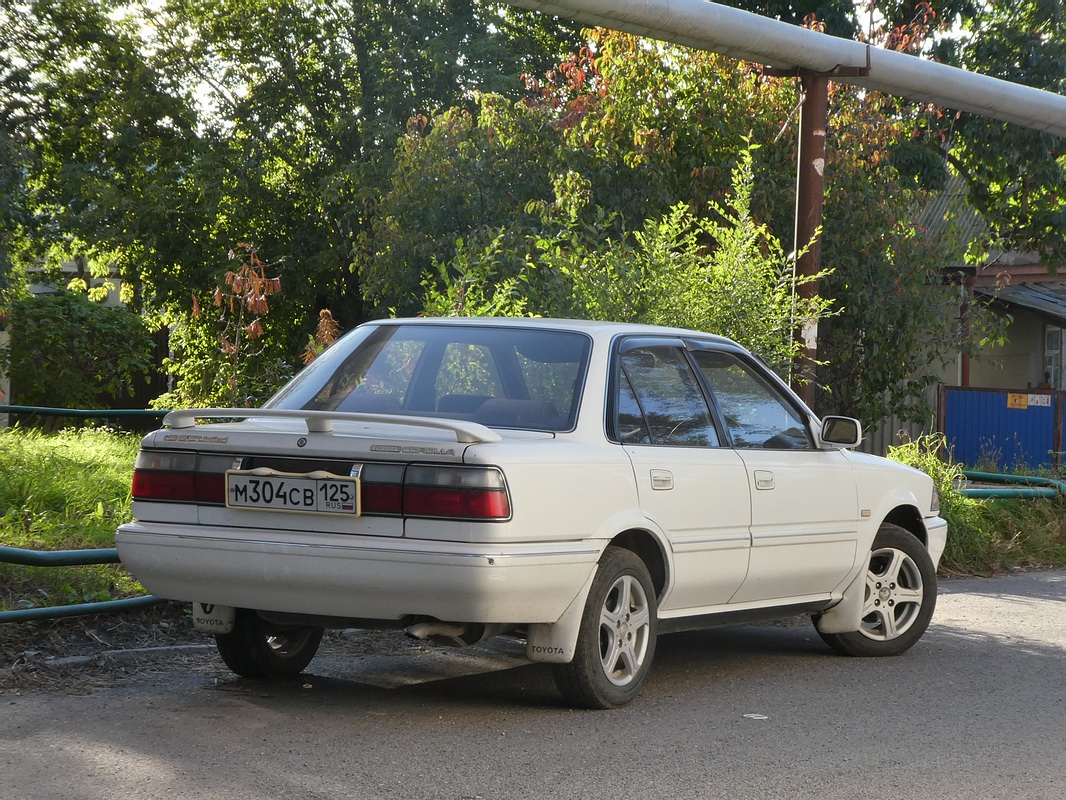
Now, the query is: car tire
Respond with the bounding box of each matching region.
[215,609,324,678]
[818,524,937,657]
[553,547,658,709]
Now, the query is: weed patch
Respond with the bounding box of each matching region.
[889,434,1066,574]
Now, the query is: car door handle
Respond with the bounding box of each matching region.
[754,470,775,490]
[650,469,674,490]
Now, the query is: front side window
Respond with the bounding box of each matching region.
[692,350,812,450]
[616,346,719,447]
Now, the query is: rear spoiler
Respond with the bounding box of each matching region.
[162,408,503,444]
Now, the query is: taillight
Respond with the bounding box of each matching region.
[131,469,196,501]
[132,451,229,504]
[131,450,511,521]
[362,483,402,514]
[402,465,510,521]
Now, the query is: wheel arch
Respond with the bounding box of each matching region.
[881,504,927,546]
[608,528,669,601]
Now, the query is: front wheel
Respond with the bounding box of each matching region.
[818,524,937,657]
[553,547,658,709]
[215,609,324,678]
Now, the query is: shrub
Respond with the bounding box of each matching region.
[888,433,1066,573]
[0,291,153,410]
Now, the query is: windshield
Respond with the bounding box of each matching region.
[266,323,591,432]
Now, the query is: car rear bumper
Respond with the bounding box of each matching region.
[116,522,601,624]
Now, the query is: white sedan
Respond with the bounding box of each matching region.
[117,318,947,708]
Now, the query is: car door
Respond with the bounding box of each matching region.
[690,348,860,604]
[612,339,752,612]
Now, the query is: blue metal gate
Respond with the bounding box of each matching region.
[940,387,1062,470]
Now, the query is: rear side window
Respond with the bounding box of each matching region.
[267,324,591,432]
[617,346,719,447]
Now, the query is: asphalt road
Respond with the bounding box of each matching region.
[3,569,1064,800]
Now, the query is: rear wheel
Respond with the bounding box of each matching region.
[819,524,937,657]
[554,548,658,709]
[215,609,323,678]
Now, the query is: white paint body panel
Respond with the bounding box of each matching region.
[625,445,751,609]
[729,448,858,603]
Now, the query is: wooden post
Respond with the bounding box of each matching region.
[792,71,829,407]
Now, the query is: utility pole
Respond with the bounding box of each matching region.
[791,71,829,407]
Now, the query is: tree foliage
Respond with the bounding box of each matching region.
[0,291,154,410]
[370,26,987,420]
[145,0,581,328]
[930,0,1066,271]
[717,1,1066,272]
[1,1,1061,427]
[544,146,834,379]
[1,0,206,299]
[2,0,580,403]
[364,31,802,315]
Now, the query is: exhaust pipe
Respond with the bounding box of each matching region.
[404,620,512,647]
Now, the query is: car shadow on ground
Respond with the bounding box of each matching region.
[201,620,835,712]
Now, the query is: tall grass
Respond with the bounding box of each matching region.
[0,426,142,609]
[889,434,1066,574]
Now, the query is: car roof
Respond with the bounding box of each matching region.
[365,317,738,346]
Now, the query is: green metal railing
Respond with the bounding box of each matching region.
[0,404,168,420]
[960,469,1066,499]
[0,546,165,623]
[1,405,169,622]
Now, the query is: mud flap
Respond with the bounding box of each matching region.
[814,567,866,635]
[525,566,599,663]
[191,602,236,634]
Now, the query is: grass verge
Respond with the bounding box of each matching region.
[1,426,143,610]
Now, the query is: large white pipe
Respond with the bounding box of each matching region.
[506,0,1066,139]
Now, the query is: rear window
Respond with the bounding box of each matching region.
[266,324,591,432]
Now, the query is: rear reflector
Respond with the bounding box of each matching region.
[132,450,229,504]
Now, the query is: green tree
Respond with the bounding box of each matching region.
[930,0,1066,271]
[715,1,1065,272]
[538,146,833,378]
[1,0,207,302]
[150,0,580,328]
[365,30,802,314]
[374,25,1014,425]
[0,136,27,293]
[3,0,580,404]
[420,232,534,318]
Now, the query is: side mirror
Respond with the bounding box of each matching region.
[820,416,862,448]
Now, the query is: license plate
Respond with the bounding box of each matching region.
[226,469,360,515]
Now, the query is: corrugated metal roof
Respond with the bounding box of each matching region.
[977,283,1066,325]
[916,173,986,246]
